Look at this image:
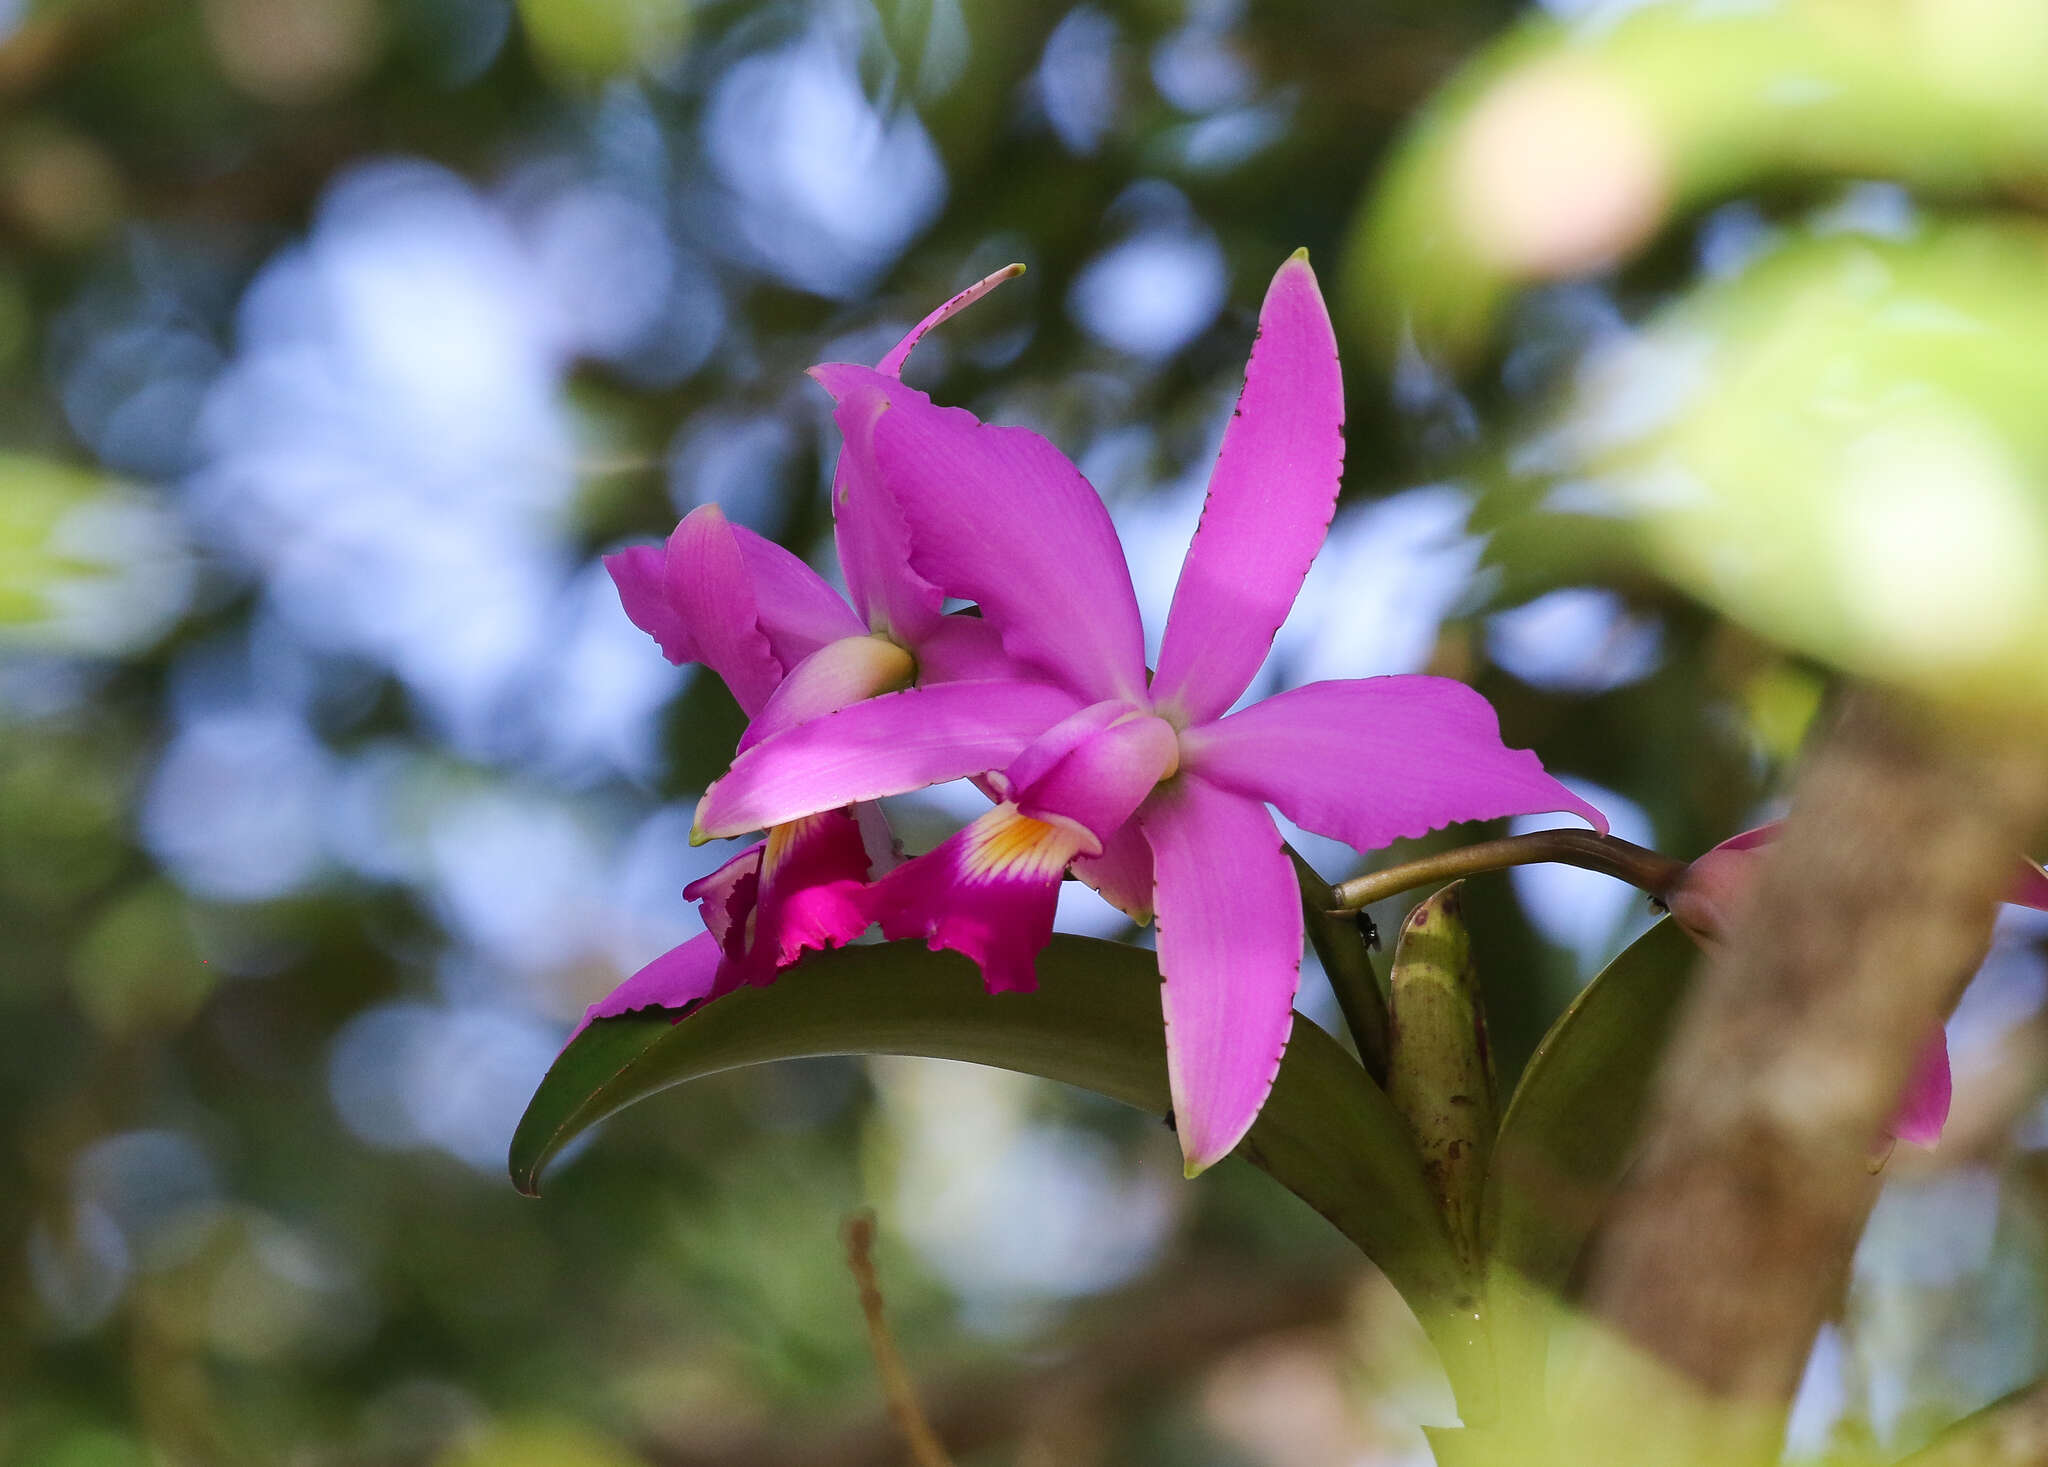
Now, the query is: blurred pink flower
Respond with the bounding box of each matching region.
[1667,821,2048,1147]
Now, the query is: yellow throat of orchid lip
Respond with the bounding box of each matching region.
[959,804,1094,882]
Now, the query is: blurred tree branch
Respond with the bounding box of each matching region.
[1575,689,2048,1461]
[1898,1376,2048,1467]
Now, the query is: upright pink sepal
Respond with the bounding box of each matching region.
[1151,253,1346,724]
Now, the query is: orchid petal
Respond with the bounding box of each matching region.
[1141,774,1303,1174]
[571,931,723,1041]
[1008,712,1179,844]
[876,264,1025,379]
[1890,1029,1952,1147]
[696,680,1083,840]
[816,372,945,644]
[604,545,697,665]
[738,635,916,753]
[749,810,875,973]
[684,843,762,955]
[2013,857,2048,911]
[664,506,784,716]
[1151,253,1346,723]
[1180,676,1607,853]
[1073,820,1155,923]
[730,524,866,664]
[864,804,1088,994]
[811,365,1148,704]
[914,615,1016,685]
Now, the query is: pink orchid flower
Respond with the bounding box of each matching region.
[583,269,1074,1034]
[693,252,1607,1171]
[1667,821,2048,1146]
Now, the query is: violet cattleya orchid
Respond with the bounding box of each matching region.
[1667,822,2048,1146]
[694,252,1608,1172]
[583,267,1076,1032]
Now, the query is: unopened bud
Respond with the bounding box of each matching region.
[1387,882,1496,1269]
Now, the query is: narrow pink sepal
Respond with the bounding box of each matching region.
[816,372,945,645]
[695,679,1083,839]
[1889,1029,1952,1147]
[1151,254,1346,724]
[875,264,1026,379]
[811,365,1149,705]
[570,930,724,1043]
[605,545,698,665]
[1180,675,1607,855]
[1139,774,1302,1174]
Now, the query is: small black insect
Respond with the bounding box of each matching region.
[1353,909,1380,952]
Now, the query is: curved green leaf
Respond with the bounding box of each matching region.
[513,935,1465,1317]
[1483,916,1697,1289]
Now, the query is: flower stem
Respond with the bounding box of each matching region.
[1290,847,1391,1083]
[1328,830,1689,915]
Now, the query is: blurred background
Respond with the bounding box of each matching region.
[5,0,2048,1461]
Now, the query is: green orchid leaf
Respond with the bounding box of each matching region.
[512,936,1466,1319]
[1483,916,1697,1292]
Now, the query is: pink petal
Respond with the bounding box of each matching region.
[684,843,763,955]
[695,679,1083,840]
[913,614,1017,684]
[1073,820,1155,922]
[862,804,1089,994]
[810,365,1148,705]
[605,545,698,664]
[730,524,867,664]
[664,506,785,716]
[821,377,946,645]
[876,264,1026,379]
[2008,858,2048,910]
[1180,676,1607,854]
[749,810,875,973]
[1140,774,1303,1174]
[570,930,724,1042]
[1889,1029,1952,1147]
[1150,254,1346,724]
[737,635,915,753]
